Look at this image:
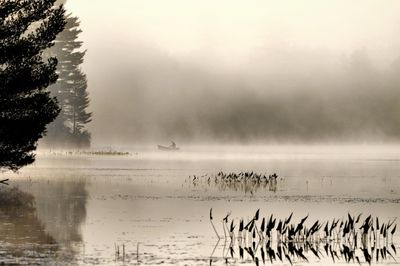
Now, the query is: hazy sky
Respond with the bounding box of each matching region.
[61,0,400,145]
[66,0,400,64]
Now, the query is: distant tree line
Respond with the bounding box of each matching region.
[116,49,400,143]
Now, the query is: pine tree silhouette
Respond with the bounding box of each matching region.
[0,0,66,171]
[45,14,92,147]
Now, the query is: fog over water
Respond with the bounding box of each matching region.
[64,0,400,145]
[4,3,397,265]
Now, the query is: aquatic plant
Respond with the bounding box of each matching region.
[44,149,130,156]
[79,150,130,156]
[114,242,140,264]
[210,209,398,265]
[189,171,279,193]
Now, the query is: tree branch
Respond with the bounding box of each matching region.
[0,179,9,185]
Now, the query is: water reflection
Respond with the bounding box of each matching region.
[0,186,58,264]
[0,180,88,264]
[211,232,398,265]
[32,180,88,244]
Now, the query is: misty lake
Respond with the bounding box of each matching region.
[1,145,400,265]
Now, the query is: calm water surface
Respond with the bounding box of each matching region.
[1,146,400,265]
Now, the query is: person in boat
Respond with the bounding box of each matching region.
[170,141,176,149]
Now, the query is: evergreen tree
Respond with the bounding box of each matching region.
[65,69,92,146]
[0,0,66,171]
[45,14,91,147]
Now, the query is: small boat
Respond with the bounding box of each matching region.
[158,141,179,151]
[157,145,180,151]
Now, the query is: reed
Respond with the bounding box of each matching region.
[189,171,279,193]
[210,209,398,265]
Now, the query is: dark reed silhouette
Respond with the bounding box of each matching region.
[210,209,398,265]
[0,0,66,171]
